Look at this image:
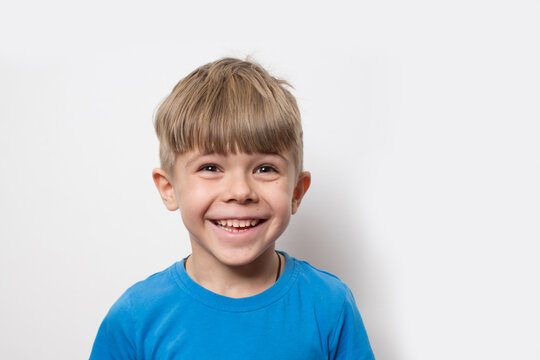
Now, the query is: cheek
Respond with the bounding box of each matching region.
[177,181,215,217]
[267,183,295,215]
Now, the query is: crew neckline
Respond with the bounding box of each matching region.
[171,251,298,312]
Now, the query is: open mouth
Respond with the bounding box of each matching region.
[212,219,265,233]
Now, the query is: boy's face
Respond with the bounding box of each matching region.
[152,150,310,267]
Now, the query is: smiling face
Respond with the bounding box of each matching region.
[153,150,310,268]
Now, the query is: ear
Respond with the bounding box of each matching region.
[152,168,179,211]
[291,171,311,214]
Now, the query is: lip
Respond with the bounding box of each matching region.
[208,219,267,237]
[209,216,266,221]
[207,216,268,228]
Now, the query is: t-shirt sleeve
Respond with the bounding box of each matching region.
[329,287,375,360]
[89,290,137,360]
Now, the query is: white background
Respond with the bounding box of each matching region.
[1,0,539,359]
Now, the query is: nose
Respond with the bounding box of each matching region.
[222,171,258,204]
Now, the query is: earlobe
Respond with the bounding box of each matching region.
[152,168,179,211]
[291,171,311,214]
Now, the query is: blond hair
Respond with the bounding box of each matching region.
[154,58,303,177]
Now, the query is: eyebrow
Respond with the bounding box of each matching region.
[268,153,288,163]
[184,153,212,168]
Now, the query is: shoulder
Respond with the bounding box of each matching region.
[94,263,182,336]
[287,255,357,319]
[119,262,182,308]
[292,256,352,300]
[287,256,375,359]
[127,262,179,294]
[90,263,182,359]
[103,262,183,323]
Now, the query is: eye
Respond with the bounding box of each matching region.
[255,165,278,174]
[199,164,221,172]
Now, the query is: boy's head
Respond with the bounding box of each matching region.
[154,57,304,178]
[152,58,311,268]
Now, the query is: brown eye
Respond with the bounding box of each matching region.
[199,165,220,172]
[256,165,278,174]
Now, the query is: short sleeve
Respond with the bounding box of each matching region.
[89,290,137,360]
[329,288,375,360]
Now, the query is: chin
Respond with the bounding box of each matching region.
[213,246,273,267]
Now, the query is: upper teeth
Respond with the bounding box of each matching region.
[216,219,259,228]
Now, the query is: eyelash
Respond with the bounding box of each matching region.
[199,164,221,172]
[198,164,278,173]
[255,165,278,174]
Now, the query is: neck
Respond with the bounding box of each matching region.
[185,245,283,298]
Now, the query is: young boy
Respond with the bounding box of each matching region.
[90,58,375,359]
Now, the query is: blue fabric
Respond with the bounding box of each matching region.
[90,252,375,359]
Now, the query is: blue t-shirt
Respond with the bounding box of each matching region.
[90,252,375,359]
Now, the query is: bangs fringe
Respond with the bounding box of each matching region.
[155,58,302,175]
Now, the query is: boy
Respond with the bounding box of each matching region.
[90,58,375,359]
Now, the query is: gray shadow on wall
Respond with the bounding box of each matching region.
[280,179,400,360]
